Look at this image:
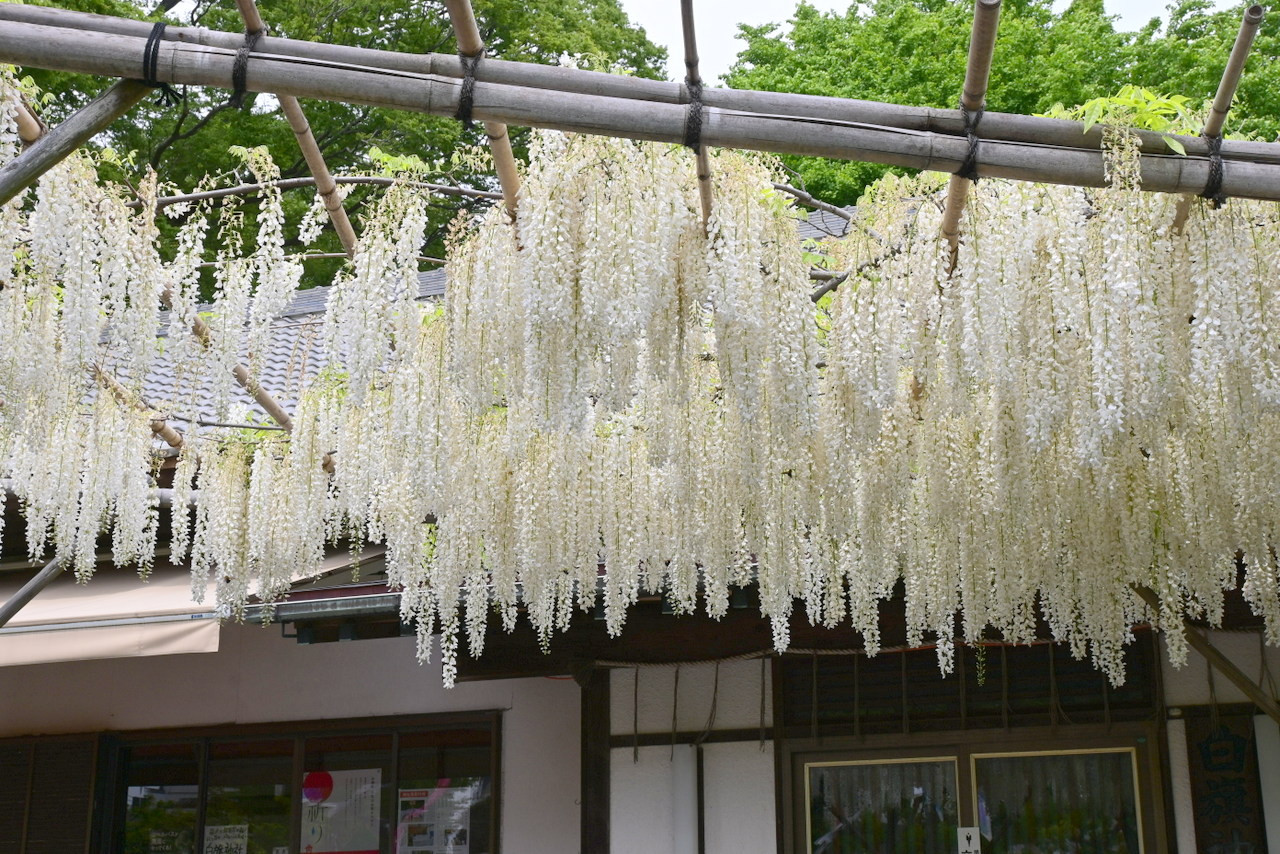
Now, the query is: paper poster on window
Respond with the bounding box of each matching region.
[203,825,248,854]
[396,785,476,854]
[300,768,381,854]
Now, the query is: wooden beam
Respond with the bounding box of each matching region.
[1133,586,1280,726]
[3,4,1277,166]
[940,0,1002,255]
[0,79,150,206]
[5,22,1280,201]
[444,0,521,219]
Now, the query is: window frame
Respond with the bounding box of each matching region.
[778,722,1170,854]
[103,711,503,854]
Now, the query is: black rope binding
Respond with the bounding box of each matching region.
[229,28,266,109]
[684,77,705,151]
[1200,134,1228,209]
[956,103,984,182]
[456,51,483,130]
[141,22,181,107]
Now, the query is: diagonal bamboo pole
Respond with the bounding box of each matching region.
[0,557,66,629]
[5,21,1280,200]
[0,79,151,205]
[940,0,1001,260]
[681,0,713,229]
[15,100,43,144]
[92,365,186,450]
[1171,4,1264,233]
[233,0,358,256]
[4,4,1277,167]
[1133,585,1280,725]
[444,0,521,219]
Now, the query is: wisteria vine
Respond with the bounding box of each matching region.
[1,78,1278,686]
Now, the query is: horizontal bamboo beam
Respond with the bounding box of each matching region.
[0,79,151,205]
[940,0,1001,254]
[5,22,1280,201]
[444,0,521,219]
[1133,586,1280,726]
[3,3,1277,167]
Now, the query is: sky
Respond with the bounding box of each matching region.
[616,0,1234,82]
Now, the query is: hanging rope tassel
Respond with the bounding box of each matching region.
[456,50,482,129]
[228,27,266,109]
[956,102,984,182]
[140,22,181,107]
[1200,134,1229,209]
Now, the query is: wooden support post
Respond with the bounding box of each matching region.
[444,0,521,220]
[233,0,359,256]
[0,557,66,629]
[940,0,1002,260]
[578,666,611,853]
[1172,4,1264,233]
[681,0,713,229]
[0,79,150,206]
[1133,586,1280,726]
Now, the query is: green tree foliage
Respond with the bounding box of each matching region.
[22,0,665,285]
[725,0,1279,205]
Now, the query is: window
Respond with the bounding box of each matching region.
[111,714,499,854]
[776,639,1167,854]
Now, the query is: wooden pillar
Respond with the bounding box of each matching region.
[578,666,611,853]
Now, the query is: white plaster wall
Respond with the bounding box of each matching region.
[0,623,580,854]
[611,741,776,854]
[609,659,772,735]
[1256,714,1280,854]
[1160,629,1280,706]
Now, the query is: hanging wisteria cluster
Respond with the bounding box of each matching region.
[1,74,1278,685]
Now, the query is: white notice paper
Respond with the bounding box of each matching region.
[958,826,982,854]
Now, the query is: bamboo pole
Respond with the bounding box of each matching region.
[0,557,66,629]
[5,4,1277,167]
[233,0,358,256]
[940,0,1001,257]
[5,23,1280,201]
[1171,4,1264,232]
[444,0,521,219]
[1133,586,1280,725]
[141,175,500,210]
[681,0,714,228]
[0,79,151,205]
[92,365,186,450]
[15,100,43,144]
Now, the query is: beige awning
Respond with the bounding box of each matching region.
[0,566,218,667]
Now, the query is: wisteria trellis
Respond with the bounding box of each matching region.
[1,81,1278,686]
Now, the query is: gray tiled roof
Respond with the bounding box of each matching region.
[133,205,846,425]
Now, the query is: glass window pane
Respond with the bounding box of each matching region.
[396,728,494,854]
[302,734,392,854]
[807,758,959,853]
[974,750,1141,854]
[205,739,294,854]
[123,743,200,854]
